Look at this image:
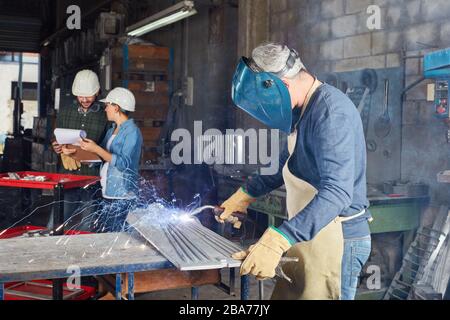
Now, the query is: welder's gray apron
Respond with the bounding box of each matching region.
[271,79,365,300]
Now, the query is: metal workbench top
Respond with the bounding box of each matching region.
[0,232,172,283]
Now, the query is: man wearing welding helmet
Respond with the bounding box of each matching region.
[218,43,372,300]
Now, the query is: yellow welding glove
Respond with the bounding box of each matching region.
[233,227,292,280]
[217,187,255,224]
[61,154,81,171]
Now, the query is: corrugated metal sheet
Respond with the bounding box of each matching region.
[0,15,41,52]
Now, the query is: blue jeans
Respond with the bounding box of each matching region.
[341,236,372,300]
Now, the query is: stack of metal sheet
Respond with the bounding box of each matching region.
[126,208,242,271]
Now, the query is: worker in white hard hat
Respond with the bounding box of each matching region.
[51,69,109,175]
[80,87,143,232]
[48,69,109,230]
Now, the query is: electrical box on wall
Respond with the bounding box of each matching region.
[183,77,194,106]
[434,80,449,118]
[424,48,450,119]
[95,12,125,41]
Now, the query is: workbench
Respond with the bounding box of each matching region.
[0,171,100,235]
[0,171,100,300]
[0,232,250,300]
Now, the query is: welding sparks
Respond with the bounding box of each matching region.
[2,173,214,263]
[63,237,71,245]
[123,239,131,249]
[178,213,195,223]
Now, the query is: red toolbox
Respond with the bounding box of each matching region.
[4,280,96,301]
[0,226,96,300]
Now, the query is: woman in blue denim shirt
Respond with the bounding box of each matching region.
[80,87,143,232]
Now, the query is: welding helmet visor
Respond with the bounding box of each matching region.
[231,57,292,134]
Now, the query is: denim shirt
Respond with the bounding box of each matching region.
[101,119,143,199]
[246,84,371,243]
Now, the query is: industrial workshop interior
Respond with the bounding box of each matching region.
[0,0,449,306]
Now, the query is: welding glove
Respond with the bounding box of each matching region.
[217,187,255,224]
[61,154,81,171]
[232,227,292,280]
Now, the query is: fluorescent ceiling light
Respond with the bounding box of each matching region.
[127,1,197,37]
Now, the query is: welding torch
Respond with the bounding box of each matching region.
[189,205,246,229]
[213,207,246,229]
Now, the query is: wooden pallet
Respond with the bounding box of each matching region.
[111,44,171,165]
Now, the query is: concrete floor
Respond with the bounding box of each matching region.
[136,269,276,300]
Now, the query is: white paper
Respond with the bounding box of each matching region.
[54,128,87,145]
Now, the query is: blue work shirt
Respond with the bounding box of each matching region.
[245,83,372,242]
[101,119,143,199]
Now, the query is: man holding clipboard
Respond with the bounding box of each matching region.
[50,70,109,229]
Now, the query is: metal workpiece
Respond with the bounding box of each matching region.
[182,223,241,257]
[126,208,242,271]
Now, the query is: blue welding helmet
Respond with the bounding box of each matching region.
[231,57,293,134]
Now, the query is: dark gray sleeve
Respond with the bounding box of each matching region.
[278,112,356,243]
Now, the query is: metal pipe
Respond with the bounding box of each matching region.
[127,273,135,300]
[241,275,250,300]
[191,287,199,300]
[402,55,424,60]
[259,281,264,300]
[190,205,215,216]
[13,53,23,136]
[401,76,426,97]
[115,273,122,300]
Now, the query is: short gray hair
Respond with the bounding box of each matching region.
[252,42,305,79]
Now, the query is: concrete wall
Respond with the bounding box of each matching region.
[236,0,271,131]
[268,0,450,206]
[141,0,239,134]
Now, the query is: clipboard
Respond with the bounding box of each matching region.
[66,145,102,163]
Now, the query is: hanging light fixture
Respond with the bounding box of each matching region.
[126,1,197,37]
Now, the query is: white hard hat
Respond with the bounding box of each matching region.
[72,70,100,97]
[100,87,136,112]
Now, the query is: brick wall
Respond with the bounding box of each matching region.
[270,0,450,72]
[268,0,450,206]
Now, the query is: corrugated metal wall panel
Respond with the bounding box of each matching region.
[0,15,41,52]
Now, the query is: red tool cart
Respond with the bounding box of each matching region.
[0,226,96,300]
[0,171,99,300]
